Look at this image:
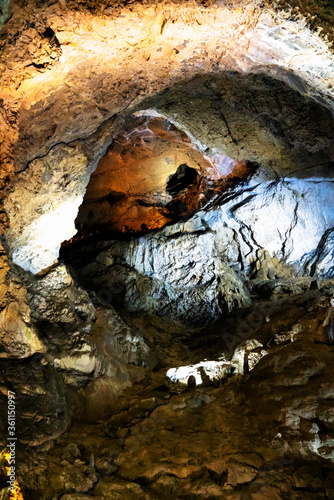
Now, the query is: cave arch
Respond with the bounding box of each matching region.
[133,72,334,177]
[3,70,334,275]
[71,113,251,238]
[51,71,334,325]
[1,4,334,489]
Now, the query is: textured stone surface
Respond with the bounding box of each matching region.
[72,168,334,323]
[0,0,11,29]
[0,301,44,358]
[75,115,249,235]
[11,290,334,499]
[0,356,70,447]
[28,265,95,327]
[0,243,45,358]
[75,231,250,324]
[0,1,333,498]
[4,69,334,274]
[3,144,93,273]
[0,0,334,275]
[24,263,175,421]
[268,0,334,44]
[0,258,182,443]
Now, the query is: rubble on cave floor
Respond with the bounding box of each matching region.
[9,287,334,500]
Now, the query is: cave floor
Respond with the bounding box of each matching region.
[16,285,334,499]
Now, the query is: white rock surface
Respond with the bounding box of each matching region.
[85,170,333,323]
[166,339,267,387]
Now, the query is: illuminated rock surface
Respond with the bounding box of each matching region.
[0,0,333,498]
[70,172,334,323]
[8,291,334,499]
[75,116,249,235]
[1,0,334,273]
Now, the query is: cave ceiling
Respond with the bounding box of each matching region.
[0,0,334,273]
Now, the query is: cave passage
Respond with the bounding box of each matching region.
[71,115,252,242]
[1,1,334,497]
[166,164,198,196]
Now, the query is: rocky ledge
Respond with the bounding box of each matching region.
[3,287,333,499]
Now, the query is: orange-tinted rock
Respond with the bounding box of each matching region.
[75,116,250,236]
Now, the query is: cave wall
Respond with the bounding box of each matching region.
[0,0,333,460]
[3,71,334,275]
[74,116,247,235]
[74,169,334,324]
[0,0,333,274]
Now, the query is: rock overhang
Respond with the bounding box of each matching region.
[0,0,334,275]
[2,0,334,168]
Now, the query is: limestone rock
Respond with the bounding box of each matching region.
[62,443,81,463]
[0,0,11,30]
[0,301,44,358]
[227,459,258,485]
[251,249,292,281]
[61,496,103,500]
[27,265,95,334]
[0,243,45,358]
[75,116,246,235]
[77,230,250,324]
[4,291,332,499]
[1,0,334,277]
[4,145,92,274]
[92,477,146,499]
[0,357,70,446]
[54,353,96,375]
[0,2,333,498]
[91,308,155,369]
[71,168,334,324]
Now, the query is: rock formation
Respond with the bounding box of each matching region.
[0,0,333,498]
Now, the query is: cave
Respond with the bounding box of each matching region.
[71,115,250,237]
[0,0,334,499]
